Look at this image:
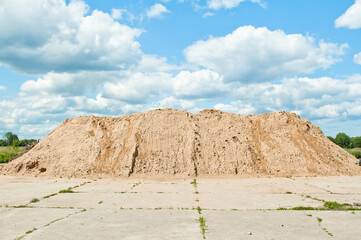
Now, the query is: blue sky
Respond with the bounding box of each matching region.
[0,0,361,139]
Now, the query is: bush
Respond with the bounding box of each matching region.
[0,152,17,163]
[348,150,361,159]
[352,137,361,148]
[335,133,352,148]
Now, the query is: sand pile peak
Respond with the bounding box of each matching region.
[1,108,359,178]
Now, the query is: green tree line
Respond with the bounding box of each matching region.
[327,133,361,149]
[328,133,361,159]
[0,132,38,147]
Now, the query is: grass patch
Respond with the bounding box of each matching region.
[348,150,361,159]
[317,217,323,223]
[285,191,292,194]
[323,201,351,209]
[346,208,361,211]
[0,146,24,163]
[98,201,103,204]
[291,206,317,210]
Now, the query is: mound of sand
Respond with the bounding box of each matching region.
[1,109,359,178]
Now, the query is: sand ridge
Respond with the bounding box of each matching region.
[1,108,359,178]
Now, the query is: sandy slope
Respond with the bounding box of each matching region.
[1,109,359,178]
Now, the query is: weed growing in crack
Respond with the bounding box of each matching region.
[59,188,75,193]
[43,193,58,199]
[30,198,39,203]
[197,206,202,214]
[324,201,351,209]
[191,179,197,187]
[198,216,208,239]
[26,228,37,234]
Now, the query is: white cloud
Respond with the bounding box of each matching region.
[227,75,361,119]
[335,0,361,29]
[0,0,142,74]
[2,73,361,139]
[172,70,228,99]
[146,3,170,19]
[203,12,215,18]
[111,8,125,20]
[354,52,361,65]
[214,101,256,115]
[102,72,172,103]
[207,0,264,10]
[184,26,347,83]
[0,86,6,91]
[151,96,197,111]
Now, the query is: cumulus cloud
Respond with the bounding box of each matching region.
[172,70,228,99]
[354,52,361,65]
[0,85,6,91]
[184,26,347,83]
[2,73,361,139]
[146,3,170,19]
[214,101,256,115]
[207,0,264,10]
[111,8,125,20]
[335,0,361,29]
[102,72,172,103]
[0,0,142,74]
[226,75,361,119]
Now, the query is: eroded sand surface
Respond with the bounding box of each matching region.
[1,175,361,240]
[1,109,359,178]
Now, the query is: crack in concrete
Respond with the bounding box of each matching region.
[13,209,87,240]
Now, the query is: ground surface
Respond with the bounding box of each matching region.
[1,175,361,240]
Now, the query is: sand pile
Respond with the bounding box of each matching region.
[1,109,359,178]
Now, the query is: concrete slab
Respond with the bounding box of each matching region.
[25,209,201,240]
[306,193,361,205]
[198,191,322,210]
[75,179,134,193]
[314,211,361,240]
[0,176,85,206]
[31,192,110,209]
[1,175,361,239]
[203,210,330,240]
[105,192,197,209]
[302,176,361,194]
[134,180,194,194]
[0,208,77,240]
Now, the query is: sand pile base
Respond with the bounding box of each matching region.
[1,109,360,178]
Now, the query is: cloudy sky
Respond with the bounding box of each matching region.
[0,0,361,139]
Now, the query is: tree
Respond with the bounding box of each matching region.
[352,137,361,148]
[4,132,19,146]
[335,133,351,148]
